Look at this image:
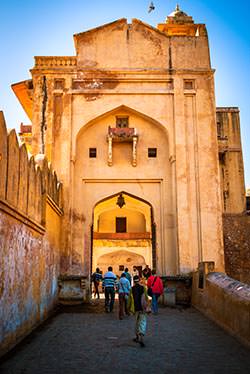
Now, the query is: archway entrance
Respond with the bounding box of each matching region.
[91,191,155,280]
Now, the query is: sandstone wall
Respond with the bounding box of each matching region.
[192,271,250,348]
[0,112,63,357]
[223,213,250,285]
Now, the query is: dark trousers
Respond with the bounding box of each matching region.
[118,293,128,319]
[105,287,115,312]
[93,281,100,298]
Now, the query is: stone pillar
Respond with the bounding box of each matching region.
[107,136,113,166]
[132,136,137,167]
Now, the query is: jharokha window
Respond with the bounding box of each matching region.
[116,116,129,128]
[116,217,127,233]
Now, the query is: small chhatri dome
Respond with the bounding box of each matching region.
[168,4,187,17]
[166,3,194,24]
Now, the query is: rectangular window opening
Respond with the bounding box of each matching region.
[89,148,97,158]
[116,116,129,128]
[148,148,157,158]
[116,217,127,233]
[54,79,65,90]
[184,80,194,90]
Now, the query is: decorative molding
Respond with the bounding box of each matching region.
[34,56,77,68]
[0,199,45,234]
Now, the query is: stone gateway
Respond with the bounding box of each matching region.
[12,6,245,280]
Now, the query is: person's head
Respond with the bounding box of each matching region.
[146,265,149,269]
[96,267,100,272]
[125,267,129,272]
[133,275,140,283]
[152,269,156,275]
[121,273,126,278]
[108,266,113,271]
[133,266,137,271]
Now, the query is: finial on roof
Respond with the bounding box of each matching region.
[166,4,194,24]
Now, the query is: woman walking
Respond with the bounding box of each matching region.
[147,269,163,315]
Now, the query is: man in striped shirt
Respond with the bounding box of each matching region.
[102,266,117,312]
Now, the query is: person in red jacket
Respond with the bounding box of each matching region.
[147,269,164,314]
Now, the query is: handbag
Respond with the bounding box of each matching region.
[147,276,157,297]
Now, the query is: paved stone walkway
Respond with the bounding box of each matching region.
[0,301,250,374]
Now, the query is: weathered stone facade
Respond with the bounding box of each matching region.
[223,213,250,285]
[12,7,232,277]
[217,108,245,214]
[0,112,63,356]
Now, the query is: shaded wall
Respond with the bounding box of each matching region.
[223,213,250,285]
[192,271,250,348]
[0,112,63,357]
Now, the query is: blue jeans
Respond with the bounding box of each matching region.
[105,287,115,312]
[152,293,160,314]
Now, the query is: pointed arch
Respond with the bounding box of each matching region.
[74,104,168,157]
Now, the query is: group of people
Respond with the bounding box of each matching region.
[91,265,164,347]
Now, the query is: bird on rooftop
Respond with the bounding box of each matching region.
[148,1,155,13]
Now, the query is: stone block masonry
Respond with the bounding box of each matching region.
[223,213,250,284]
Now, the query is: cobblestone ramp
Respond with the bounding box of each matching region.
[0,302,250,374]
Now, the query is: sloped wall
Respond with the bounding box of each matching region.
[0,111,63,357]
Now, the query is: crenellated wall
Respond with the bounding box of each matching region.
[0,111,63,357]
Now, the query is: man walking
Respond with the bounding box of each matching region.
[124,267,132,285]
[128,275,149,347]
[118,272,131,320]
[91,267,102,299]
[102,266,117,313]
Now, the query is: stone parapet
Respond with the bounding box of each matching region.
[192,271,250,348]
[34,56,77,68]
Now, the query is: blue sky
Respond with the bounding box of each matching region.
[0,0,249,187]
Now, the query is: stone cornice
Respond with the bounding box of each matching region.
[0,199,45,235]
[31,66,214,76]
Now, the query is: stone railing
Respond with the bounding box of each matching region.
[34,56,77,68]
[192,267,250,348]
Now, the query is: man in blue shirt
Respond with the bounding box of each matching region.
[102,266,117,312]
[118,273,131,319]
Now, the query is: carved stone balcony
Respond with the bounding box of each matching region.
[107,126,138,167]
[107,126,137,142]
